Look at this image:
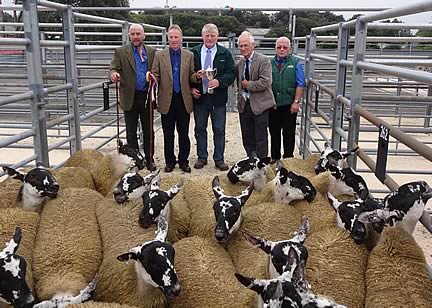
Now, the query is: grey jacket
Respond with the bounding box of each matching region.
[235,51,275,115]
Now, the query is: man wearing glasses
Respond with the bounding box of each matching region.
[269,36,305,163]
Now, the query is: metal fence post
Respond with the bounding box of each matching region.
[122,21,129,46]
[23,0,49,166]
[227,32,236,112]
[63,5,81,154]
[331,23,349,151]
[161,28,167,47]
[348,17,368,169]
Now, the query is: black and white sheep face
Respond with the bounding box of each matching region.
[358,181,432,234]
[314,143,358,175]
[242,216,310,278]
[212,176,253,243]
[327,192,383,244]
[2,165,59,210]
[235,273,302,308]
[118,140,146,170]
[113,169,160,204]
[328,164,369,201]
[139,180,181,229]
[227,157,271,191]
[273,167,317,204]
[0,227,34,308]
[118,217,180,298]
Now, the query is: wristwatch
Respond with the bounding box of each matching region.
[294,99,300,104]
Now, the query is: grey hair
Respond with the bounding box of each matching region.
[238,31,254,44]
[168,24,183,36]
[276,36,291,47]
[202,23,219,35]
[129,24,144,33]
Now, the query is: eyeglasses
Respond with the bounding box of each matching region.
[276,46,290,50]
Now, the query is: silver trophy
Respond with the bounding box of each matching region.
[204,67,217,94]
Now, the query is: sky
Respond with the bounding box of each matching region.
[128,0,432,24]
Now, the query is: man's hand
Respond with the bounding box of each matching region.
[196,70,205,80]
[111,72,120,83]
[241,79,248,89]
[191,88,201,99]
[291,100,300,113]
[208,79,220,90]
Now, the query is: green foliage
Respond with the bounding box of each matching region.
[417,29,432,37]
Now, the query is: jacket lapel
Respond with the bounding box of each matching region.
[180,48,187,81]
[162,48,173,80]
[126,45,135,73]
[249,53,257,80]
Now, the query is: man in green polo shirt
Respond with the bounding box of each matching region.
[269,36,305,163]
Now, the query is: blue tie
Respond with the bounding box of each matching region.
[203,48,212,94]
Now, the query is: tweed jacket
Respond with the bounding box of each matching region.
[109,44,156,111]
[151,47,197,115]
[235,52,276,115]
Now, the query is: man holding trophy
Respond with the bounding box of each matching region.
[191,23,235,171]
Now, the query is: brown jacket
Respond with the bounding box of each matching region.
[151,47,197,114]
[236,51,276,115]
[109,44,156,111]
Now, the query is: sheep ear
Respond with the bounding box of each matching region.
[241,230,272,254]
[293,262,309,292]
[278,167,289,185]
[268,280,283,301]
[327,192,340,211]
[167,182,182,199]
[294,216,310,244]
[341,146,359,159]
[258,157,271,168]
[275,160,284,172]
[155,216,168,242]
[150,172,161,190]
[285,247,299,275]
[117,251,139,262]
[3,166,25,182]
[2,226,22,255]
[238,182,253,206]
[212,176,224,199]
[235,273,264,294]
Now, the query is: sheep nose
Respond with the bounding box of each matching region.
[215,229,227,242]
[166,283,181,298]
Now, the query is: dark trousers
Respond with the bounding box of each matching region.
[269,105,298,159]
[193,95,226,163]
[123,90,154,162]
[239,100,269,159]
[161,93,190,166]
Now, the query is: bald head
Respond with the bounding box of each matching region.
[275,36,291,59]
[129,24,145,48]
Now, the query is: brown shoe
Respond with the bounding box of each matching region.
[179,163,191,173]
[146,162,157,172]
[194,159,207,169]
[164,165,175,173]
[215,161,229,171]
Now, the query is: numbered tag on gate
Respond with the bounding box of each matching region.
[375,124,390,183]
[103,82,110,111]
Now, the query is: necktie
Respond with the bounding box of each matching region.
[278,62,283,71]
[244,59,250,81]
[203,48,212,94]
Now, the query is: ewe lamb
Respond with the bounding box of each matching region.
[227,156,274,192]
[112,169,160,204]
[0,227,35,308]
[1,165,59,211]
[32,188,103,301]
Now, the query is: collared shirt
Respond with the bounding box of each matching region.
[170,48,181,93]
[201,44,217,69]
[132,45,148,91]
[277,56,306,88]
[242,52,255,99]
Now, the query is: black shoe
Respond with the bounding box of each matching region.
[194,159,208,169]
[164,165,175,173]
[270,159,278,165]
[179,163,191,173]
[215,161,229,171]
[146,162,156,171]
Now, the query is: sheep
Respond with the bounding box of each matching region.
[235,248,346,308]
[1,165,59,211]
[117,140,146,170]
[169,236,253,307]
[212,175,254,242]
[314,143,358,175]
[365,226,432,307]
[112,169,160,204]
[94,196,169,307]
[138,174,182,229]
[241,216,310,279]
[358,180,432,235]
[33,276,97,308]
[272,162,317,204]
[0,226,35,308]
[117,216,181,299]
[52,166,95,191]
[32,188,103,301]
[327,192,383,245]
[227,156,274,192]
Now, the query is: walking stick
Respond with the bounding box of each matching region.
[146,72,159,166]
[115,81,121,151]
